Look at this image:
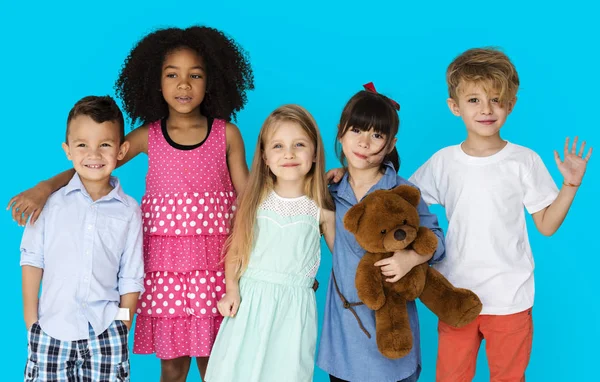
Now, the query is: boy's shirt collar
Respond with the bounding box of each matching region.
[64,173,128,206]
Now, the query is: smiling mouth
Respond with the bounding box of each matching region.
[281,164,300,168]
[85,164,105,169]
[477,120,497,125]
[354,152,368,160]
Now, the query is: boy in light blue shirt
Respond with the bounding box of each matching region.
[20,95,144,381]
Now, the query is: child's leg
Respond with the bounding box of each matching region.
[480,308,533,382]
[161,357,192,382]
[85,320,130,381]
[25,322,78,381]
[196,356,209,379]
[436,317,483,382]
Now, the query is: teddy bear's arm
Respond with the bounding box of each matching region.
[355,252,387,310]
[411,226,439,256]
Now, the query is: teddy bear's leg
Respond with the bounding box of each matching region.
[355,252,388,310]
[375,294,413,359]
[392,263,427,301]
[419,267,482,327]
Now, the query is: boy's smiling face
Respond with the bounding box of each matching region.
[447,81,516,140]
[62,115,129,184]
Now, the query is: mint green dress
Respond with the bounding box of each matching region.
[205,191,321,382]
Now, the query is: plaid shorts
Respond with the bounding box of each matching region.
[24,320,130,382]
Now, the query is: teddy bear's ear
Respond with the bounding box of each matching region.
[343,203,366,234]
[391,185,421,207]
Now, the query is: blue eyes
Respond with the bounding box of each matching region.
[273,143,306,149]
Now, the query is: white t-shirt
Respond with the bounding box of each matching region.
[409,142,559,315]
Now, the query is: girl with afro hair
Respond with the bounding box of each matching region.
[8,25,254,381]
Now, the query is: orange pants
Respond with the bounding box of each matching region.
[436,308,533,382]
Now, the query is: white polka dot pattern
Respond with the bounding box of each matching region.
[141,191,235,236]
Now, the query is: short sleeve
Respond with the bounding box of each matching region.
[409,156,441,206]
[522,153,559,214]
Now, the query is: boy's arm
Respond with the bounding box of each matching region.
[117,207,145,329]
[408,156,442,206]
[20,206,47,329]
[22,266,42,329]
[119,293,140,330]
[7,126,149,226]
[532,137,591,236]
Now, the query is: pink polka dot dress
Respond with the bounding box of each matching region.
[133,118,235,359]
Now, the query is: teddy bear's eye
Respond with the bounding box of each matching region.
[380,229,387,235]
[402,219,407,225]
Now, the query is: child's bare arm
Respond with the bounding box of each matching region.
[8,170,75,226]
[218,252,242,318]
[532,137,592,236]
[226,123,249,196]
[22,266,42,329]
[6,126,148,226]
[321,209,336,253]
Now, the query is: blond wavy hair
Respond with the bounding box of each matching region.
[225,104,334,278]
[447,47,519,106]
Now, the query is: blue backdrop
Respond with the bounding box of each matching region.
[2,0,598,380]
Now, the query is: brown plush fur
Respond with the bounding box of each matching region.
[345,185,483,359]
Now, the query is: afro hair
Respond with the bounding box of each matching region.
[115,26,254,126]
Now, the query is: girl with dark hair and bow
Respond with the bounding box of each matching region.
[317,84,446,382]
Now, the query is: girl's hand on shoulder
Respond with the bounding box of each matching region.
[555,136,592,185]
[7,182,52,226]
[217,287,241,318]
[326,168,345,184]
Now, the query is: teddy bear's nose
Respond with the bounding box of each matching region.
[394,229,406,241]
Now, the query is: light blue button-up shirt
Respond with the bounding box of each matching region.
[317,162,446,382]
[20,173,145,341]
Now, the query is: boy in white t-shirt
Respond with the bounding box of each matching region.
[409,48,592,381]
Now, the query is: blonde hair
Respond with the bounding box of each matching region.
[225,104,334,278]
[447,47,519,106]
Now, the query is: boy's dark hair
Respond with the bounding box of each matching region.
[66,96,125,143]
[115,26,254,126]
[335,90,401,173]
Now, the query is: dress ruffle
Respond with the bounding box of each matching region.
[133,315,224,359]
[141,191,236,236]
[143,235,227,272]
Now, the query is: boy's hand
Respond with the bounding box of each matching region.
[25,316,38,330]
[554,136,592,186]
[7,183,52,226]
[326,168,345,184]
[217,288,241,318]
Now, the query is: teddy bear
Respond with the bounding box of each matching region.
[343,184,483,359]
